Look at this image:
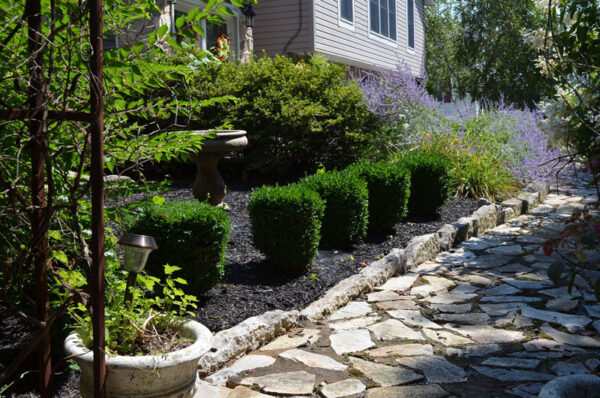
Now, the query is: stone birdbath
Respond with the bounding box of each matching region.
[191,130,247,206]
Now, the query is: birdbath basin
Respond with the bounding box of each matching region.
[191,130,247,206]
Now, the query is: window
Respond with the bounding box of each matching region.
[340,0,353,23]
[407,0,415,49]
[370,0,396,40]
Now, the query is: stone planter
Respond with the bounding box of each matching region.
[191,130,248,206]
[64,320,213,398]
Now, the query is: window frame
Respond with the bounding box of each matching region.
[338,0,355,31]
[368,0,398,46]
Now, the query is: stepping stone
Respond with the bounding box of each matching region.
[436,248,476,264]
[329,329,375,355]
[239,371,315,395]
[434,313,491,325]
[443,324,525,344]
[279,349,347,371]
[486,244,525,255]
[196,382,231,398]
[206,355,277,385]
[328,316,380,331]
[481,356,540,369]
[451,284,479,294]
[229,386,271,398]
[395,355,467,383]
[480,295,542,303]
[546,298,579,312]
[422,328,474,346]
[464,255,512,269]
[552,361,590,376]
[540,323,600,348]
[328,301,373,321]
[585,304,600,318]
[480,284,521,296]
[366,344,434,357]
[503,278,553,290]
[260,329,320,351]
[539,286,581,299]
[445,344,501,357]
[479,303,528,316]
[368,319,424,341]
[320,379,365,398]
[378,274,420,292]
[376,300,419,310]
[367,290,403,302]
[429,303,472,313]
[521,307,593,329]
[523,339,586,354]
[387,310,442,329]
[472,366,554,381]
[494,312,534,328]
[367,384,449,398]
[426,292,477,304]
[348,357,422,387]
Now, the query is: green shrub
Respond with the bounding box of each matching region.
[346,161,411,231]
[158,54,380,178]
[127,200,231,294]
[248,185,325,271]
[301,171,368,248]
[396,151,452,216]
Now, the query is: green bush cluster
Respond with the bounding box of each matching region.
[248,185,325,271]
[166,54,380,178]
[346,161,411,231]
[301,171,369,248]
[396,151,452,216]
[127,200,231,294]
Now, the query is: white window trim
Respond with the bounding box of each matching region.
[338,0,355,31]
[406,0,416,53]
[367,0,398,47]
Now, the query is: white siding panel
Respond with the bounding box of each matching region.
[253,0,312,56]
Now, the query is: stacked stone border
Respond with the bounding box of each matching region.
[198,182,551,373]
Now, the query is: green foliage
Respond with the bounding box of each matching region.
[346,161,411,231]
[127,200,231,294]
[248,185,324,271]
[395,151,452,216]
[301,171,369,248]
[161,54,380,178]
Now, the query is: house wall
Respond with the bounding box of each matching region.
[252,0,313,57]
[313,0,426,75]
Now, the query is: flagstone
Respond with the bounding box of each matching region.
[486,244,525,255]
[279,349,347,371]
[546,298,579,312]
[328,316,380,331]
[464,255,512,269]
[516,235,547,244]
[481,357,540,369]
[480,295,542,303]
[445,344,501,357]
[367,290,403,302]
[377,274,420,292]
[459,239,491,251]
[260,329,321,351]
[510,351,566,360]
[494,312,534,328]
[523,339,586,354]
[206,355,277,385]
[329,329,375,355]
[472,366,554,381]
[454,274,495,287]
[348,357,422,387]
[516,272,550,281]
[552,361,590,376]
[422,328,474,346]
[368,319,424,341]
[376,300,419,310]
[429,303,472,313]
[451,284,479,294]
[436,248,477,264]
[480,284,521,296]
[540,286,581,299]
[506,383,544,398]
[413,261,452,274]
[585,304,600,318]
[367,384,449,398]
[503,278,553,290]
[410,283,448,298]
[480,303,528,316]
[426,292,477,304]
[320,379,365,398]
[366,344,434,357]
[229,386,271,398]
[239,371,315,395]
[494,264,534,274]
[396,355,467,383]
[444,324,525,344]
[328,301,373,321]
[387,310,442,329]
[196,382,232,398]
[593,320,600,334]
[521,306,593,329]
[540,323,600,348]
[434,312,491,325]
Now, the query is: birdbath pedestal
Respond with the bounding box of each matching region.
[191,130,247,206]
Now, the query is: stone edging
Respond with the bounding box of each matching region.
[198,182,550,373]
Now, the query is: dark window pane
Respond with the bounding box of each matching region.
[341,0,353,22]
[408,0,414,47]
[370,0,379,33]
[380,0,388,37]
[389,0,396,40]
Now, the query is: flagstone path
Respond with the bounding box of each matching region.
[199,177,599,397]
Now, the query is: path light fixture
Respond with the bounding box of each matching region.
[167,0,177,34]
[242,3,256,28]
[118,233,158,304]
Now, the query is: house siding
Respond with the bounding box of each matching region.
[252,0,313,57]
[313,0,426,75]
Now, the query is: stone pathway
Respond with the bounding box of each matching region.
[199,178,599,397]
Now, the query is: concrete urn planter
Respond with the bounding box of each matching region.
[64,320,213,398]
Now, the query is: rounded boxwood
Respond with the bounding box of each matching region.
[396,151,452,216]
[301,170,369,248]
[127,200,231,294]
[248,184,325,271]
[346,160,411,231]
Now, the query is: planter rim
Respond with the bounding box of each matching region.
[64,319,213,369]
[189,130,246,138]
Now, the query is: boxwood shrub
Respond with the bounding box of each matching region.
[127,200,231,294]
[396,151,452,216]
[248,185,325,271]
[346,161,411,231]
[301,170,368,248]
